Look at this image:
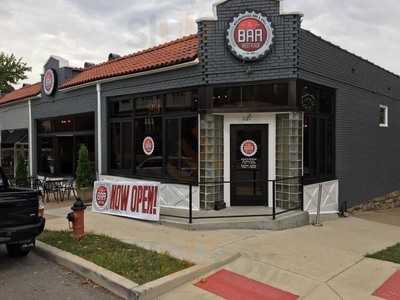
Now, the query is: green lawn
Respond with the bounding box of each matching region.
[38,230,193,285]
[367,243,400,264]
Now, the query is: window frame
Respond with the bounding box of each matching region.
[300,81,336,185]
[379,105,389,128]
[37,112,95,177]
[107,89,199,184]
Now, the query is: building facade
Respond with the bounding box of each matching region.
[1,0,399,213]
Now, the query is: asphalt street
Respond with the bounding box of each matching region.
[0,245,119,300]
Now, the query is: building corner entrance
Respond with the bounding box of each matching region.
[230,124,268,206]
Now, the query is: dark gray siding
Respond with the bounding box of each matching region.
[299,29,400,207]
[0,102,29,131]
[198,0,300,85]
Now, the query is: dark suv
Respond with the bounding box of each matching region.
[0,167,45,257]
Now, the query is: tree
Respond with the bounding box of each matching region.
[0,52,31,94]
[75,144,93,189]
[15,155,28,187]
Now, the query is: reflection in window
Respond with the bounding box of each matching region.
[135,117,162,177]
[213,83,288,108]
[302,82,335,183]
[108,90,199,183]
[181,118,198,180]
[39,137,55,175]
[37,113,95,176]
[110,123,121,170]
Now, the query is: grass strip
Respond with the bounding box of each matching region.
[39,230,193,285]
[367,243,400,264]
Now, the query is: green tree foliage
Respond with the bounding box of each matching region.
[0,52,31,94]
[15,155,28,187]
[76,144,93,189]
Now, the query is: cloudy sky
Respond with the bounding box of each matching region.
[1,0,399,86]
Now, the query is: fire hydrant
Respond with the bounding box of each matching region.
[67,198,87,240]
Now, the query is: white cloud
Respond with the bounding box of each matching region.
[1,0,399,86]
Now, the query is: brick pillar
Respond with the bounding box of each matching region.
[199,114,224,210]
[276,112,303,209]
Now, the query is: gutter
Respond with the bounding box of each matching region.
[60,59,200,93]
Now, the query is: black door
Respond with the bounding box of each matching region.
[230,125,268,206]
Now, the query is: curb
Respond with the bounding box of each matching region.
[35,241,240,300]
[35,241,139,299]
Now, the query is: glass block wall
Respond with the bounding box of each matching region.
[199,114,224,210]
[276,112,304,209]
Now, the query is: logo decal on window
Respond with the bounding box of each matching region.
[241,140,258,157]
[143,137,155,156]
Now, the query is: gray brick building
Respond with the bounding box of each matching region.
[1,0,399,216]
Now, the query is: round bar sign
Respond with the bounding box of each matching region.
[227,11,274,61]
[241,140,258,157]
[43,69,57,96]
[143,137,155,156]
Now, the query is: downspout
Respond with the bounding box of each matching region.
[96,83,102,176]
[28,99,33,176]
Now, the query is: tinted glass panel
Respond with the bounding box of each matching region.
[166,91,198,112]
[213,83,288,108]
[135,117,162,176]
[110,123,121,170]
[166,119,179,179]
[121,122,133,169]
[38,120,52,134]
[181,118,198,180]
[38,137,55,175]
[75,114,95,131]
[302,82,335,183]
[135,95,162,115]
[53,117,74,132]
[110,99,133,117]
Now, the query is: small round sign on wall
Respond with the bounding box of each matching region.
[241,140,258,157]
[95,186,108,208]
[227,11,274,61]
[43,69,57,96]
[143,137,155,156]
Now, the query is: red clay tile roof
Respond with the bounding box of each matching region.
[62,34,199,89]
[0,82,41,105]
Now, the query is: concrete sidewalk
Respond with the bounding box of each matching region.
[45,207,400,299]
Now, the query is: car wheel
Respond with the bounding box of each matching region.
[6,241,34,257]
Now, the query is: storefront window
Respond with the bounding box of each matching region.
[135,95,162,115]
[135,117,163,177]
[166,90,198,112]
[110,123,121,170]
[37,113,95,176]
[108,90,199,182]
[301,82,335,183]
[213,83,288,108]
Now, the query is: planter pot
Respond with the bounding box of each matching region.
[76,187,93,204]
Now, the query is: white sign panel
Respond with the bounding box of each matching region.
[92,180,160,222]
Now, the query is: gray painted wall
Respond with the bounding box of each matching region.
[0,101,29,131]
[299,29,400,207]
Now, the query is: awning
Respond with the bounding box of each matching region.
[1,129,28,145]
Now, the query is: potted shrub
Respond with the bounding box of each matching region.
[75,144,94,203]
[15,154,28,187]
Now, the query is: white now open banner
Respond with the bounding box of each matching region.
[92,181,160,222]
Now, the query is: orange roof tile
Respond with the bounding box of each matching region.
[0,82,41,105]
[62,34,199,89]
